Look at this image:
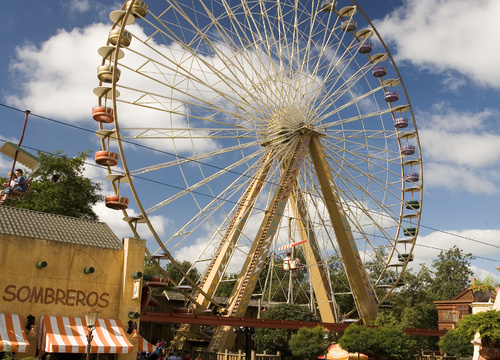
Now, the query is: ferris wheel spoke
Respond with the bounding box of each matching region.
[318,83,393,125]
[98,0,422,335]
[159,173,253,250]
[157,149,279,251]
[120,31,272,124]
[129,140,260,176]
[325,155,404,221]
[119,127,260,140]
[144,150,262,214]
[325,162,403,244]
[325,128,396,139]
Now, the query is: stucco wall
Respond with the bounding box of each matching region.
[0,233,145,360]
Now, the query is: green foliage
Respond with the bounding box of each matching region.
[376,324,411,360]
[254,303,315,360]
[3,150,103,219]
[384,246,475,352]
[1,346,14,360]
[338,324,378,357]
[455,310,500,342]
[339,323,411,360]
[469,275,495,293]
[164,260,200,289]
[215,272,238,297]
[328,255,356,316]
[439,326,474,357]
[289,326,328,360]
[143,257,165,278]
[430,246,474,300]
[440,310,500,357]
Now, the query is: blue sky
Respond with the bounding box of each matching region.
[1,0,499,285]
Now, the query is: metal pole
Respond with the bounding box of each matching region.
[9,110,31,177]
[245,330,251,360]
[86,327,93,360]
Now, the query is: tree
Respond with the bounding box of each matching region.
[338,324,378,358]
[375,324,411,360]
[328,255,356,316]
[440,310,500,357]
[254,303,315,360]
[339,321,411,360]
[2,150,103,219]
[430,245,474,300]
[289,326,328,360]
[439,326,473,357]
[383,246,475,352]
[215,272,238,297]
[164,260,200,289]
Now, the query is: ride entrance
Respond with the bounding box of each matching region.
[93,0,423,351]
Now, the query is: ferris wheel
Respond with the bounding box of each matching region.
[93,0,422,350]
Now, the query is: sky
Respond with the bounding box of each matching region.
[0,0,499,286]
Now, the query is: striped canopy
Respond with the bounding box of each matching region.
[39,315,133,354]
[0,313,29,353]
[137,335,157,353]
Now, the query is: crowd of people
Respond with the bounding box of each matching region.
[141,340,203,360]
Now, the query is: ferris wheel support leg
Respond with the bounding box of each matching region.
[289,191,339,323]
[308,137,378,325]
[208,135,311,352]
[170,151,275,351]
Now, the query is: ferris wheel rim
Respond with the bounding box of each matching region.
[95,0,423,323]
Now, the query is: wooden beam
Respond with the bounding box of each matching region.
[140,312,447,336]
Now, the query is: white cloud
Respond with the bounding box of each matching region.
[6,24,109,121]
[376,0,500,88]
[417,103,500,193]
[424,162,498,194]
[441,75,467,93]
[0,132,27,175]
[411,229,500,281]
[66,0,91,13]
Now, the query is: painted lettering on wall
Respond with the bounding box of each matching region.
[2,285,110,308]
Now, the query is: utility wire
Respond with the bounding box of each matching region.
[1,103,499,259]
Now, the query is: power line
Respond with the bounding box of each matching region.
[416,243,498,263]
[1,103,499,259]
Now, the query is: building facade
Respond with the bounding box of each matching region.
[0,206,145,360]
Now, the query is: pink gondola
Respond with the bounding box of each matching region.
[105,195,129,210]
[94,151,119,166]
[92,106,114,123]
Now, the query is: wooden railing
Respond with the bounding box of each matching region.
[182,349,281,360]
[414,350,457,360]
[216,350,281,360]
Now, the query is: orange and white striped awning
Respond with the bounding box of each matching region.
[0,313,29,353]
[137,335,156,352]
[39,316,133,354]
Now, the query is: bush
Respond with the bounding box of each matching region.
[339,323,411,360]
[289,326,328,360]
[439,327,473,357]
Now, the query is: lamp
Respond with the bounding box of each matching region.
[28,325,37,339]
[127,320,137,334]
[83,307,100,360]
[132,271,143,279]
[128,311,140,319]
[131,329,141,344]
[25,314,35,331]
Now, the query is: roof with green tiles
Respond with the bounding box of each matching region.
[0,206,123,249]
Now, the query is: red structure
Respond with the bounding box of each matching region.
[434,288,497,331]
